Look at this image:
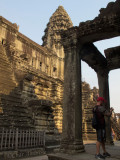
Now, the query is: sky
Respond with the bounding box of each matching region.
[0,0,120,113]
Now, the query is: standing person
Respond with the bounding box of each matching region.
[93,97,114,159]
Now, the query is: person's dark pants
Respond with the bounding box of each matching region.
[96,128,106,142]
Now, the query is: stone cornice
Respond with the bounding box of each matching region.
[0,16,18,33]
[77,0,120,43]
[78,15,120,43]
[28,99,53,108]
[55,0,120,48]
[0,16,49,55]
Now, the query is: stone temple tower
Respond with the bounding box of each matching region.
[42,6,73,59]
[42,6,73,133]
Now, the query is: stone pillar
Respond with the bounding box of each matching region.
[97,71,113,144]
[60,37,84,153]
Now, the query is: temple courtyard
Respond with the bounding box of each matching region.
[18,141,120,160]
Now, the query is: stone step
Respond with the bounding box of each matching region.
[0,70,15,78]
[1,83,16,90]
[6,116,32,122]
[0,99,22,106]
[0,94,22,102]
[3,110,30,117]
[1,92,22,99]
[0,121,32,128]
[0,68,14,77]
[2,105,28,113]
[0,75,14,83]
[45,145,60,154]
[0,114,32,122]
[0,114,32,121]
[0,64,12,71]
[0,79,15,87]
[0,85,16,92]
[0,81,15,88]
[0,59,12,68]
[22,91,36,97]
[1,115,32,123]
[0,71,15,79]
[0,53,10,60]
[0,87,16,95]
[0,110,29,118]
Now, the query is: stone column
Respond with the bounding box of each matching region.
[60,36,84,153]
[97,71,113,144]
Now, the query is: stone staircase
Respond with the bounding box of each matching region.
[0,44,16,95]
[0,44,32,128]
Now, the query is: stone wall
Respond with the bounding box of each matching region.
[0,16,63,134]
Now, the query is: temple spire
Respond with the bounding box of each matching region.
[42,6,73,57]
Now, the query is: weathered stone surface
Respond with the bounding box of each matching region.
[105,46,120,70]
[0,16,63,134]
[98,0,120,18]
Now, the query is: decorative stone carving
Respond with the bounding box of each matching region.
[42,5,73,57]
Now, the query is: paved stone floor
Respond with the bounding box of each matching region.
[17,141,120,160]
[17,155,48,160]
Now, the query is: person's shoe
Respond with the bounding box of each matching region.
[95,154,105,159]
[103,152,111,157]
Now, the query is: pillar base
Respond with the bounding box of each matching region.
[60,140,85,154]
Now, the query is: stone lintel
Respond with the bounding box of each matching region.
[78,15,120,43]
[105,46,120,58]
[104,46,120,70]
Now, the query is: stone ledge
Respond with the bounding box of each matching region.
[47,152,96,160]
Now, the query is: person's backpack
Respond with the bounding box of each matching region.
[92,106,98,129]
